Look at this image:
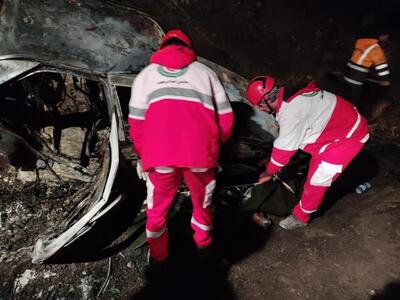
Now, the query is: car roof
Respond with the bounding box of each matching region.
[0,0,163,74]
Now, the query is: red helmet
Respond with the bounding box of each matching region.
[246,76,278,107]
[161,29,192,48]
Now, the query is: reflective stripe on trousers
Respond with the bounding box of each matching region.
[145,167,215,261]
[293,131,369,222]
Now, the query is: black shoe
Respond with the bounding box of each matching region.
[197,245,230,274]
[145,251,168,280]
[197,245,214,261]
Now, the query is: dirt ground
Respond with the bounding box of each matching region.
[1,144,399,300]
[2,1,400,299]
[227,145,400,300]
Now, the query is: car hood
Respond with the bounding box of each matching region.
[0,0,163,74]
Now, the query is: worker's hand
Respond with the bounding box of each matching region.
[136,159,148,181]
[258,171,272,184]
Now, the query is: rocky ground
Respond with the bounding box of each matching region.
[1,143,399,300]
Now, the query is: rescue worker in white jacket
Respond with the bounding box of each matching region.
[246,76,369,230]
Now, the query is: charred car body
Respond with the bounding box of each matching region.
[0,0,278,264]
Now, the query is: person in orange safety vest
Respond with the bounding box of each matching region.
[344,29,390,108]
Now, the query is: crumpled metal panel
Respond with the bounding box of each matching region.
[0,0,163,74]
[199,57,278,138]
[0,59,39,85]
[31,113,120,264]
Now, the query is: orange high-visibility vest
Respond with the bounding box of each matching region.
[344,38,390,86]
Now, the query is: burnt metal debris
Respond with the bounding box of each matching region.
[0,0,278,265]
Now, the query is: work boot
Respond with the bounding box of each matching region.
[145,250,168,279]
[279,214,307,230]
[197,244,214,262]
[197,245,229,272]
[251,212,272,229]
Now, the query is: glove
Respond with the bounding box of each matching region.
[258,171,272,184]
[136,159,148,181]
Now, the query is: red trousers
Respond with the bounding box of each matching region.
[293,127,369,222]
[145,167,215,262]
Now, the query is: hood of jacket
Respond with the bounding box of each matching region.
[150,44,197,69]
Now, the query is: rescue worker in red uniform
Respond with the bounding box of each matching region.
[128,29,234,269]
[344,30,390,108]
[246,76,369,229]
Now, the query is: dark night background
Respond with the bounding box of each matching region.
[1,1,400,299]
[113,0,400,93]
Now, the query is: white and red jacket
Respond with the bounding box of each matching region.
[128,45,234,170]
[265,81,369,175]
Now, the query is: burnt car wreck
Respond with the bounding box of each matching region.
[3,1,400,299]
[0,64,113,262]
[0,0,281,265]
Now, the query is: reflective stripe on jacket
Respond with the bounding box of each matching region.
[265,83,368,175]
[344,38,390,85]
[128,60,234,170]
